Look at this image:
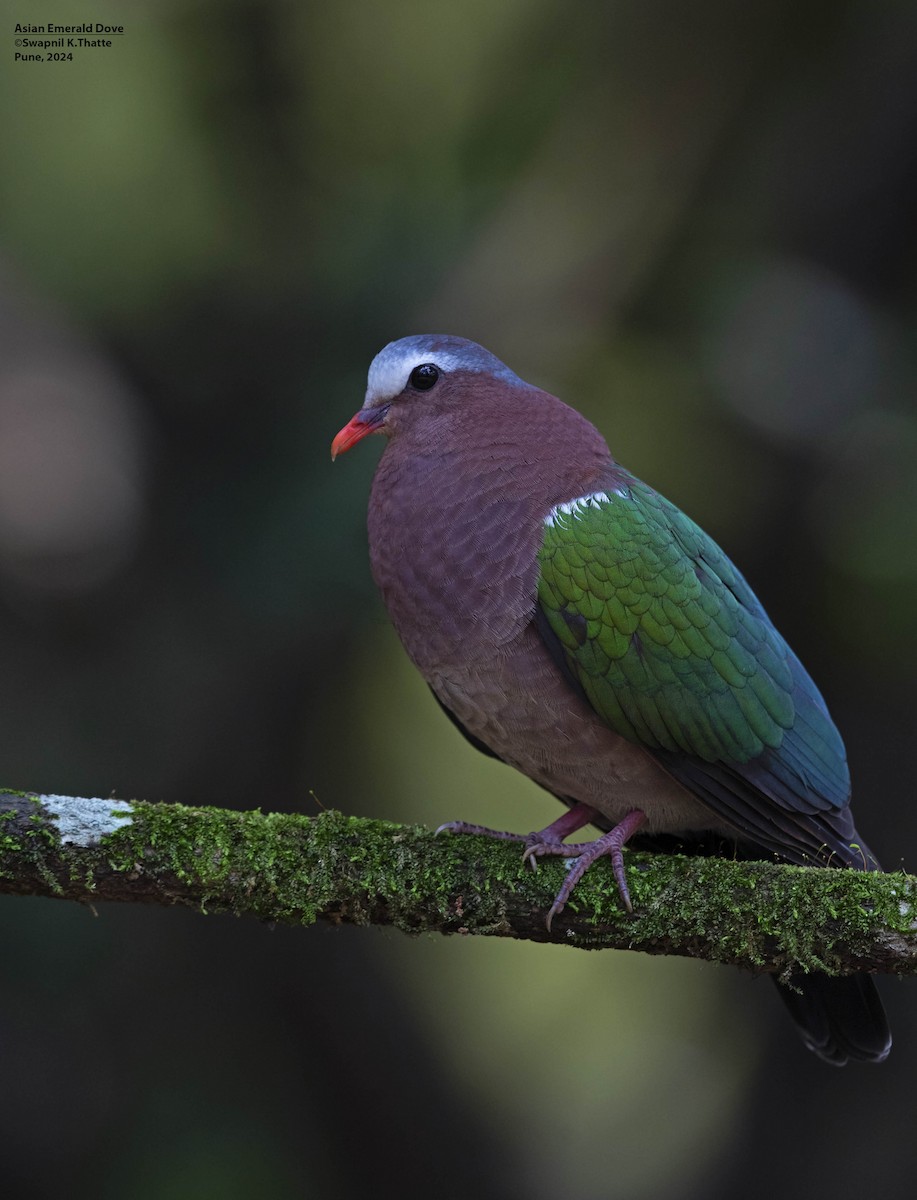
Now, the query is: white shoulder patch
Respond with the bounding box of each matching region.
[544,490,612,528]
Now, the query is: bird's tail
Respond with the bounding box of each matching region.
[773,972,891,1065]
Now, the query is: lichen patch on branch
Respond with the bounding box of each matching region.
[39,794,134,846]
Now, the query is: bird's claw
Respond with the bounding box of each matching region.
[533,811,647,929]
[435,820,528,842]
[521,834,593,872]
[436,809,647,930]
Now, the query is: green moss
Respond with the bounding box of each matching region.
[0,793,66,892]
[2,791,914,977]
[0,810,19,854]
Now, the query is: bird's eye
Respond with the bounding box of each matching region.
[409,364,439,391]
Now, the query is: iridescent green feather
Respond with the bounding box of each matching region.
[537,479,829,787]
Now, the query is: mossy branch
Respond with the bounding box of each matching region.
[0,789,914,979]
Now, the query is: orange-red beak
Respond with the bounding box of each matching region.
[330,406,389,460]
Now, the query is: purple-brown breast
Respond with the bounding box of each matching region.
[367,370,615,670]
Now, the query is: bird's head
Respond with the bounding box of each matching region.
[331,335,531,459]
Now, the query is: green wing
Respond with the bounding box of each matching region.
[537,476,857,863]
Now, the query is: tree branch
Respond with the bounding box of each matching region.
[1,789,914,979]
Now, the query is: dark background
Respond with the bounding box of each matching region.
[2,3,916,1197]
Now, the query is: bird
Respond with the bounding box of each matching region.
[331,333,891,1065]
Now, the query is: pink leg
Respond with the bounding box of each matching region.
[437,805,647,929]
[435,802,599,847]
[520,803,601,868]
[544,809,647,930]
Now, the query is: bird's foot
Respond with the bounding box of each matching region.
[532,809,648,930]
[436,802,599,851]
[437,805,647,929]
[435,820,529,843]
[518,803,602,869]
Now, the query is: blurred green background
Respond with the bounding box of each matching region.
[2,2,916,1197]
